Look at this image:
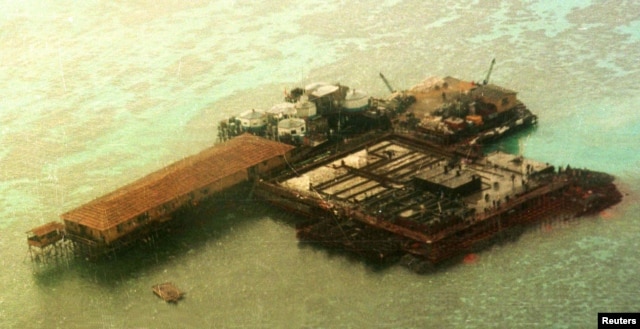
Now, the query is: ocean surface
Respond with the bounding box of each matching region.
[1,1,639,328]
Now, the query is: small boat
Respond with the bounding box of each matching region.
[152,282,184,303]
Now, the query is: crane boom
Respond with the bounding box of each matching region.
[483,58,496,85]
[379,72,395,93]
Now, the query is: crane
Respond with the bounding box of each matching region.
[379,72,395,93]
[483,58,496,85]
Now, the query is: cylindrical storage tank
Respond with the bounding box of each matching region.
[295,95,317,117]
[267,103,297,119]
[342,89,369,112]
[277,118,306,138]
[238,109,267,131]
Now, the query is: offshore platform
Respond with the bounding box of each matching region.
[27,60,622,271]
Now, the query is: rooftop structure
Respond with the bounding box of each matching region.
[61,134,294,256]
[27,222,65,248]
[26,221,72,264]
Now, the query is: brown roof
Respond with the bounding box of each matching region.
[61,134,294,230]
[27,221,65,237]
[471,84,517,101]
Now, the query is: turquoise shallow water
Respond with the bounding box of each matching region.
[1,1,639,328]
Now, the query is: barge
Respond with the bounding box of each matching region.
[27,63,622,270]
[255,133,620,266]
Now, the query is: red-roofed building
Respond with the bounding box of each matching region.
[61,134,294,253]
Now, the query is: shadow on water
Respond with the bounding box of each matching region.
[261,203,400,273]
[291,216,533,276]
[264,199,528,275]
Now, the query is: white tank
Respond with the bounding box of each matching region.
[342,89,369,112]
[295,95,317,117]
[239,109,267,131]
[278,118,306,137]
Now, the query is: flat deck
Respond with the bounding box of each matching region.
[406,76,476,117]
[279,135,552,228]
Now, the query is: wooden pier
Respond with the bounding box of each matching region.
[29,134,294,261]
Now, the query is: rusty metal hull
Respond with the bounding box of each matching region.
[255,133,622,267]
